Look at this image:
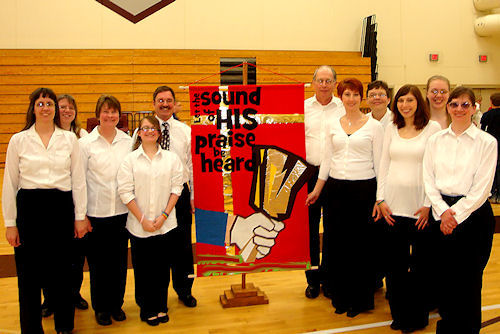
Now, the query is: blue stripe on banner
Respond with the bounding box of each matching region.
[195,209,227,246]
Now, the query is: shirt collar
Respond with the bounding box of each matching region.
[156,115,173,127]
[137,144,163,159]
[445,123,478,139]
[89,126,129,144]
[27,124,65,138]
[313,95,340,108]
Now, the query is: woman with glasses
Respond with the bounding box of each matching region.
[2,87,87,334]
[373,85,441,333]
[426,75,451,129]
[41,94,90,318]
[306,78,383,318]
[117,116,183,326]
[79,95,132,326]
[423,87,496,333]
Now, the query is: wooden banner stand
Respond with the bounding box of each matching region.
[219,62,269,308]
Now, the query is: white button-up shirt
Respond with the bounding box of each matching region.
[2,125,87,226]
[367,108,393,131]
[304,95,345,166]
[79,127,132,218]
[423,124,497,223]
[132,115,193,199]
[319,117,384,181]
[117,146,184,238]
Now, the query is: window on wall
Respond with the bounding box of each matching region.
[220,57,256,85]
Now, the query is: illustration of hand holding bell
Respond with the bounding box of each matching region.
[225,145,314,262]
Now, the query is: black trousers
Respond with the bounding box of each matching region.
[385,216,429,328]
[325,177,376,311]
[42,235,87,306]
[86,214,128,314]
[15,188,75,333]
[171,183,195,297]
[130,232,172,318]
[305,168,329,287]
[435,196,495,334]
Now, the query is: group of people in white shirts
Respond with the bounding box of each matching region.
[1,67,497,334]
[2,86,196,333]
[304,66,496,334]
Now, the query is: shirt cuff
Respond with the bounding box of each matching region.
[120,193,135,205]
[4,219,16,227]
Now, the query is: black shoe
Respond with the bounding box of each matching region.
[322,286,333,299]
[334,307,347,315]
[179,294,197,307]
[390,321,401,330]
[74,295,89,310]
[95,312,112,326]
[346,309,361,318]
[401,322,428,333]
[157,313,169,323]
[41,301,53,318]
[141,315,159,326]
[111,308,126,322]
[305,285,320,299]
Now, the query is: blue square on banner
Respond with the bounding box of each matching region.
[195,209,227,246]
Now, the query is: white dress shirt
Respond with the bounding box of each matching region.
[132,115,193,199]
[423,124,497,224]
[376,121,441,218]
[79,127,132,218]
[367,108,393,131]
[117,145,184,238]
[2,125,87,227]
[304,95,345,166]
[319,117,384,181]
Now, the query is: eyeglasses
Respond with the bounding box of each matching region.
[36,102,54,108]
[430,89,449,95]
[315,79,333,85]
[448,101,472,109]
[156,98,174,104]
[140,127,159,133]
[59,105,75,110]
[368,93,387,99]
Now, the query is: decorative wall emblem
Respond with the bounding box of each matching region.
[96,0,176,23]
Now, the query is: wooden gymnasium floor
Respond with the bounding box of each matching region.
[0,168,499,333]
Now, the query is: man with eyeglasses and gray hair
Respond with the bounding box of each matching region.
[303,65,345,299]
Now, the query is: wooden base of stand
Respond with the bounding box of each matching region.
[220,283,269,308]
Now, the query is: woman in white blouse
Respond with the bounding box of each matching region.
[373,85,440,332]
[41,94,90,318]
[117,116,183,326]
[423,87,496,334]
[78,95,132,326]
[2,87,87,334]
[426,75,451,129]
[306,78,383,318]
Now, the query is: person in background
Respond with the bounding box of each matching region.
[366,80,393,129]
[423,87,497,333]
[118,116,183,326]
[426,75,451,129]
[2,87,88,334]
[373,85,441,333]
[41,94,89,318]
[79,95,132,326]
[306,78,383,318]
[303,65,344,299]
[481,92,500,203]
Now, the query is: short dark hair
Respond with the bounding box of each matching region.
[447,86,476,106]
[95,95,121,118]
[392,85,429,130]
[337,78,363,98]
[367,80,390,99]
[490,92,500,107]
[23,87,61,131]
[153,86,176,102]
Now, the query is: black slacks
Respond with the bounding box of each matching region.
[305,168,329,288]
[130,232,172,318]
[385,216,429,328]
[325,177,376,311]
[15,188,75,333]
[435,197,495,334]
[86,214,128,314]
[171,183,195,297]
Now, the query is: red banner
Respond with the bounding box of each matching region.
[190,84,313,277]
